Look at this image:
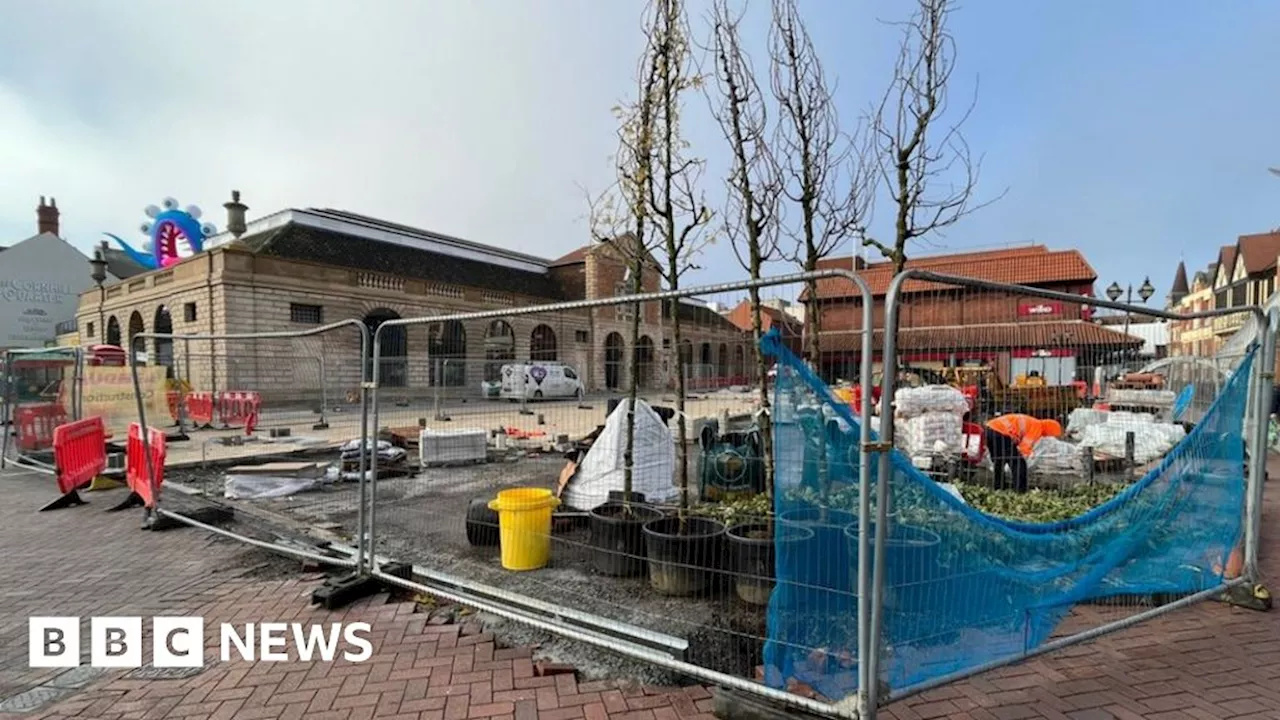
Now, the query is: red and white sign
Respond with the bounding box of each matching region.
[1017,301,1063,317]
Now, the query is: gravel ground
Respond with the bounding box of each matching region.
[166,448,769,686]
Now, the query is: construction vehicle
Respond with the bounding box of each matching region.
[941,366,1080,422]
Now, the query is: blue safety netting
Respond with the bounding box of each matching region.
[759,329,1254,700]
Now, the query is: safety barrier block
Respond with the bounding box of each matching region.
[186,392,215,428]
[108,423,166,515]
[16,403,66,452]
[217,391,261,435]
[40,416,107,512]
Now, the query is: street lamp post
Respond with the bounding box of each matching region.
[1106,277,1156,366]
[89,244,109,345]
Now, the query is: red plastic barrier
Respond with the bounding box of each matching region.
[124,422,166,510]
[217,391,260,434]
[16,403,67,452]
[186,392,214,427]
[40,417,108,511]
[165,391,186,425]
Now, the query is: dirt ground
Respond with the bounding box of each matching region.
[166,445,768,686]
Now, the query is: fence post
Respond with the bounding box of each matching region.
[0,350,11,469]
[314,355,330,430]
[1245,308,1278,579]
[434,359,450,422]
[519,362,532,416]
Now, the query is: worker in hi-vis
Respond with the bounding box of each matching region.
[983,414,1063,493]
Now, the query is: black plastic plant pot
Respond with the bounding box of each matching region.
[777,507,857,612]
[642,516,726,597]
[588,502,665,577]
[726,521,814,606]
[843,522,942,614]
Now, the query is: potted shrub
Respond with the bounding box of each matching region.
[589,499,664,577]
[725,520,813,605]
[642,514,725,596]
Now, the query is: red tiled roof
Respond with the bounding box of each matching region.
[817,320,1143,353]
[1216,245,1237,280]
[550,246,589,267]
[1237,231,1280,275]
[809,245,1096,300]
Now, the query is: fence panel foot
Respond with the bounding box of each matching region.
[1220,583,1273,612]
[39,489,87,512]
[105,491,144,513]
[311,562,411,610]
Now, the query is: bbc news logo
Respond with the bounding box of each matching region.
[29,617,373,668]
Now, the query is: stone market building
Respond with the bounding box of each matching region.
[73,198,745,402]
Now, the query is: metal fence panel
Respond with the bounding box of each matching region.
[128,319,371,571]
[865,270,1270,709]
[362,271,876,718]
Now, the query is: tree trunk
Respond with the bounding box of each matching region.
[623,255,644,513]
[749,286,774,499]
[803,253,822,376]
[672,301,690,523]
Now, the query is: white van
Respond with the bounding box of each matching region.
[498,362,585,401]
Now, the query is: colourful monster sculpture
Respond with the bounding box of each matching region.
[104,197,218,270]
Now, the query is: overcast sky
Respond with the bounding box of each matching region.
[1,0,1278,300]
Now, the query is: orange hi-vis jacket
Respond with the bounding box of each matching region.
[985,414,1044,458]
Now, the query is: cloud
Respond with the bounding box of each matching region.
[0,1,646,262]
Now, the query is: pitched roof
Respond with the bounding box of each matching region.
[818,320,1143,353]
[232,222,565,299]
[103,247,149,280]
[1169,261,1189,297]
[1216,245,1237,280]
[1237,231,1280,274]
[810,245,1097,300]
[550,246,589,267]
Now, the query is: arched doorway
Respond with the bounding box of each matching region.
[484,320,515,383]
[604,332,625,391]
[530,324,557,361]
[128,311,145,361]
[733,345,746,380]
[365,309,407,387]
[427,320,467,387]
[153,306,174,379]
[636,335,655,389]
[106,316,121,347]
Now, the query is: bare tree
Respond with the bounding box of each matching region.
[645,0,715,525]
[584,38,662,515]
[708,0,783,499]
[770,0,875,369]
[863,0,1001,273]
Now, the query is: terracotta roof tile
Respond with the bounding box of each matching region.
[818,320,1143,353]
[550,246,589,266]
[810,246,1096,300]
[1217,245,1237,278]
[1237,231,1280,274]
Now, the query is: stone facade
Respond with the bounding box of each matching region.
[74,217,745,404]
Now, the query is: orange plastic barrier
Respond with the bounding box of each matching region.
[41,417,107,511]
[113,423,166,512]
[186,392,215,427]
[217,391,260,434]
[16,403,66,452]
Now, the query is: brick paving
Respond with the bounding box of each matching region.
[2,459,1280,719]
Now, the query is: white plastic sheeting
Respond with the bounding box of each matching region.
[561,399,678,511]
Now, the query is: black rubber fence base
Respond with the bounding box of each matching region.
[311,562,412,611]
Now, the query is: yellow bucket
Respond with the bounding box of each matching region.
[488,488,561,571]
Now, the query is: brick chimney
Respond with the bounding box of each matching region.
[37,196,60,236]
